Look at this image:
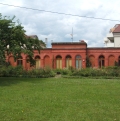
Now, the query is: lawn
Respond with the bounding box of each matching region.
[0,77,120,121]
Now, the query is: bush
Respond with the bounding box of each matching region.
[0,66,7,77]
[61,68,71,75]
[25,67,56,78]
[53,69,63,74]
[1,65,120,78]
[71,68,94,77]
[70,67,120,78]
[54,68,72,75]
[0,65,55,78]
[0,65,24,77]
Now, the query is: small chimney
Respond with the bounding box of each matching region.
[79,40,84,42]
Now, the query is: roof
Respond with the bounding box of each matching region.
[87,47,120,50]
[25,35,38,39]
[27,35,38,39]
[111,24,120,33]
[52,40,87,45]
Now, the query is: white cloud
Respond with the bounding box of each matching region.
[0,0,120,47]
[80,0,101,10]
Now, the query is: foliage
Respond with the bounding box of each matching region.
[114,61,119,66]
[61,68,71,75]
[1,63,120,78]
[86,55,91,67]
[0,13,45,65]
[0,65,24,77]
[70,66,120,78]
[54,68,72,75]
[0,65,55,78]
[26,66,55,78]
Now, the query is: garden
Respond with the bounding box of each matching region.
[1,65,120,79]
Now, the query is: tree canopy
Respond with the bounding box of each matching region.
[0,13,45,66]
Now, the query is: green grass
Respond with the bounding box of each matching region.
[0,77,120,121]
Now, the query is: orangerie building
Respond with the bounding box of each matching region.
[7,24,120,70]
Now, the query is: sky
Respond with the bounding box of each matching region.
[0,0,120,47]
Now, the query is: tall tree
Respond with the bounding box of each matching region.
[0,13,45,65]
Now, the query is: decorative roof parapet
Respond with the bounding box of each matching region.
[52,40,87,45]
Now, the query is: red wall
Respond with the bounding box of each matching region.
[87,47,120,67]
[7,43,120,70]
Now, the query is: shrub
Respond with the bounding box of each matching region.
[61,68,71,75]
[25,67,56,78]
[70,66,120,78]
[54,68,72,75]
[53,69,63,74]
[0,66,7,77]
[0,65,55,78]
[0,65,24,77]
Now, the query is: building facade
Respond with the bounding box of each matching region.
[104,24,120,47]
[7,24,120,70]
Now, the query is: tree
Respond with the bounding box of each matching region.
[86,55,91,68]
[0,13,45,66]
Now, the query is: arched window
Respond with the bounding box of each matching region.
[35,56,40,69]
[75,55,82,69]
[99,55,105,68]
[66,55,72,68]
[108,55,115,66]
[25,56,30,70]
[56,55,62,69]
[89,55,95,67]
[44,55,51,67]
[8,56,14,66]
[17,56,23,66]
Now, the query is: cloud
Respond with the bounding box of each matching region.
[0,0,120,48]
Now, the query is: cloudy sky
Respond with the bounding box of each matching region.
[0,0,120,47]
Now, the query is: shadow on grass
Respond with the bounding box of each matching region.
[0,77,49,86]
[0,77,22,86]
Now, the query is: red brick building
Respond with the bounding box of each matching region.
[7,24,120,70]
